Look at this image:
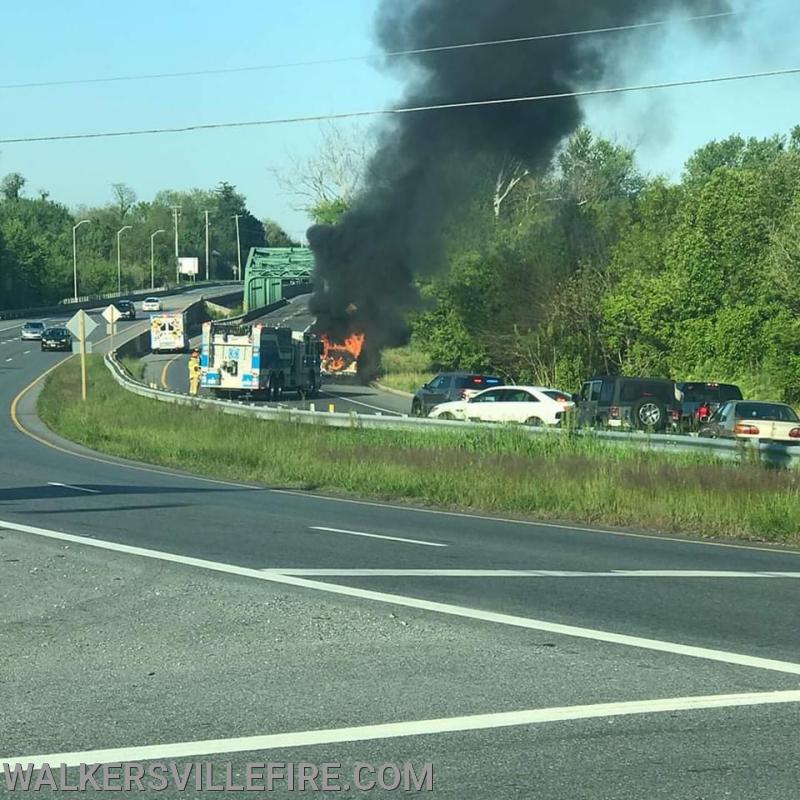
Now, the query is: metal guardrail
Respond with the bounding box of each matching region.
[104,350,800,467]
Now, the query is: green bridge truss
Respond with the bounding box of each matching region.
[243,247,315,312]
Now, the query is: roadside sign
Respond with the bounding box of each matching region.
[102,304,122,352]
[179,257,199,276]
[65,310,97,401]
[66,310,97,340]
[102,304,122,324]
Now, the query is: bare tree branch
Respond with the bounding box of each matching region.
[271,121,372,215]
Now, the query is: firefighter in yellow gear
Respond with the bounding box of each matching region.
[188,349,202,396]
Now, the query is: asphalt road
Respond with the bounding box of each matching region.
[1,289,799,798]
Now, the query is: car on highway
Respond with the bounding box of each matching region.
[141,297,162,312]
[40,327,73,352]
[21,321,46,340]
[429,386,575,426]
[674,381,743,430]
[411,372,503,417]
[699,400,800,444]
[113,299,137,320]
[577,375,681,431]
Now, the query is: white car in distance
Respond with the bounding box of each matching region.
[429,386,575,427]
[141,297,162,312]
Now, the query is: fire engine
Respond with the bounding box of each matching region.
[200,320,322,400]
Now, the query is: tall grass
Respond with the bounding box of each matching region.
[38,356,800,544]
[379,345,434,393]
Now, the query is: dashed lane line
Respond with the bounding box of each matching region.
[2,517,800,677]
[321,389,404,416]
[47,482,102,494]
[309,526,447,548]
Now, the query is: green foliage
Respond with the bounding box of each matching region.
[263,219,300,247]
[411,125,800,403]
[1,172,26,201]
[0,177,293,309]
[309,197,349,225]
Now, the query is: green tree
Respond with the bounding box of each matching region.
[263,218,299,247]
[1,173,26,201]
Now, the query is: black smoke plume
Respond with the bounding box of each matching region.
[308,0,731,378]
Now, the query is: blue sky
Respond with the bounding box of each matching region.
[0,0,797,239]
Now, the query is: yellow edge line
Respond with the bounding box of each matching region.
[159,353,182,389]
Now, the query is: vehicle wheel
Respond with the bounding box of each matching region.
[411,400,423,417]
[276,377,284,401]
[439,411,455,420]
[268,375,278,401]
[308,372,319,399]
[524,417,543,427]
[634,400,665,431]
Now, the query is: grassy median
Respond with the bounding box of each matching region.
[38,356,800,544]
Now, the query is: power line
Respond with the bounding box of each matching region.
[2,66,798,145]
[0,10,738,91]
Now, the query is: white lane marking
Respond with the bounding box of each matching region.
[2,518,800,676]
[5,357,12,362]
[309,526,447,548]
[259,568,800,578]
[23,350,30,355]
[47,482,101,494]
[5,690,800,769]
[271,489,800,558]
[321,390,403,416]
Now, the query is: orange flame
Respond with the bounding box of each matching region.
[321,332,365,373]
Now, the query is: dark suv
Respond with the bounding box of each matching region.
[114,299,136,320]
[675,382,743,430]
[578,376,680,431]
[411,372,502,417]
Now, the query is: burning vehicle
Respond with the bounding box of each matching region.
[320,332,365,376]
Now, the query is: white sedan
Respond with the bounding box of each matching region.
[429,386,575,426]
[141,297,162,312]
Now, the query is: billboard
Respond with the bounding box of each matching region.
[178,257,199,276]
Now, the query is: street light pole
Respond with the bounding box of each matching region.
[204,210,211,282]
[171,205,182,283]
[72,219,91,301]
[150,229,166,290]
[232,214,242,281]
[116,225,132,295]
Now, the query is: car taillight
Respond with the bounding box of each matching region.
[735,423,760,435]
[609,406,620,419]
[671,409,680,421]
[789,428,800,439]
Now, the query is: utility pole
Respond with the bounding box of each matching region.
[204,210,211,281]
[171,205,182,283]
[232,214,242,281]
